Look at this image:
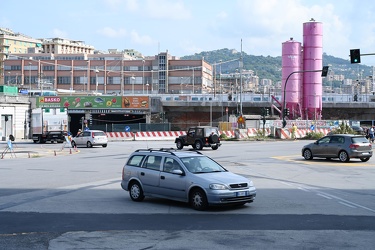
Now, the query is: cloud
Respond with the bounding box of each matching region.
[130,30,154,45]
[144,0,191,20]
[104,0,139,11]
[97,27,127,38]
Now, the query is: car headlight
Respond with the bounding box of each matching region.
[209,183,228,190]
[248,181,254,187]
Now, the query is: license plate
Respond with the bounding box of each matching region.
[236,191,248,197]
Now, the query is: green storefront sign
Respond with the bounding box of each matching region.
[36,96,150,109]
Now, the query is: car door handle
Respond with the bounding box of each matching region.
[140,172,145,176]
[160,176,165,179]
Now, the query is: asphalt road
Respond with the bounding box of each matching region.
[0,139,374,249]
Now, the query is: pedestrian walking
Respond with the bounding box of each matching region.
[291,123,297,140]
[369,126,374,143]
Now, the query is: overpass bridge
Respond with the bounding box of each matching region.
[155,94,375,130]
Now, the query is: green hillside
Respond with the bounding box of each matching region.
[181,48,373,85]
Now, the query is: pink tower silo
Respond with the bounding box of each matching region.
[281,38,302,119]
[302,19,323,120]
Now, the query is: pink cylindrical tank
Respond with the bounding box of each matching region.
[282,38,302,119]
[303,19,323,120]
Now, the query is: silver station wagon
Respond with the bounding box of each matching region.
[121,148,256,210]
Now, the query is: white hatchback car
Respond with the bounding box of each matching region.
[71,130,108,148]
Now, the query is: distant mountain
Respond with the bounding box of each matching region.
[181,48,373,84]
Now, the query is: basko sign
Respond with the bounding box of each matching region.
[36,96,150,109]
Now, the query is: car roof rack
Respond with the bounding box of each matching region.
[135,148,203,155]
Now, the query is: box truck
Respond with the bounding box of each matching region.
[31,108,68,143]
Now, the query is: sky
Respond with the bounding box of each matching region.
[2,0,375,66]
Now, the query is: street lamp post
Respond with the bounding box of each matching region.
[70,70,73,96]
[192,67,194,93]
[142,59,145,94]
[180,77,183,94]
[28,62,32,94]
[151,70,154,93]
[105,72,109,95]
[95,68,99,93]
[282,67,329,127]
[131,75,135,94]
[219,60,223,121]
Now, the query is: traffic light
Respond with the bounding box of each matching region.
[283,108,290,116]
[265,108,270,116]
[321,66,329,77]
[350,49,361,64]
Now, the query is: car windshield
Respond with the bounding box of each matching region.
[180,156,227,174]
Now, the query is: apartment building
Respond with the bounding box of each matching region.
[0,27,43,84]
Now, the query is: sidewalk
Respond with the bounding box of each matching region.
[0,140,78,159]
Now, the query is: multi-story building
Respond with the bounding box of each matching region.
[4,50,213,95]
[40,38,95,54]
[0,27,43,84]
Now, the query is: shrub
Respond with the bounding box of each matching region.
[304,131,324,140]
[329,122,356,135]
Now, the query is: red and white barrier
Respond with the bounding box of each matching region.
[106,128,331,141]
[106,131,185,141]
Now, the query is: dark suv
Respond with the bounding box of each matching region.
[175,126,221,150]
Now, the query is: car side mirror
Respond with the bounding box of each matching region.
[172,169,184,175]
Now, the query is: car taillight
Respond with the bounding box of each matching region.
[349,144,359,149]
[92,132,95,138]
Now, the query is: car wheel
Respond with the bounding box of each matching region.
[338,151,350,162]
[87,141,93,148]
[360,157,370,162]
[176,140,184,149]
[303,149,313,160]
[71,141,76,148]
[195,140,203,150]
[190,188,208,211]
[129,181,144,202]
[211,145,219,150]
[102,144,107,148]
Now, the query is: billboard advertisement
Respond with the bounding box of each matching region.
[36,96,150,109]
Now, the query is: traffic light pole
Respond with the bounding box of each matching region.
[282,67,329,128]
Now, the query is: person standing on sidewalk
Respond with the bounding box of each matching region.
[291,123,298,140]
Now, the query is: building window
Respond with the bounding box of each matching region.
[57,76,70,84]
